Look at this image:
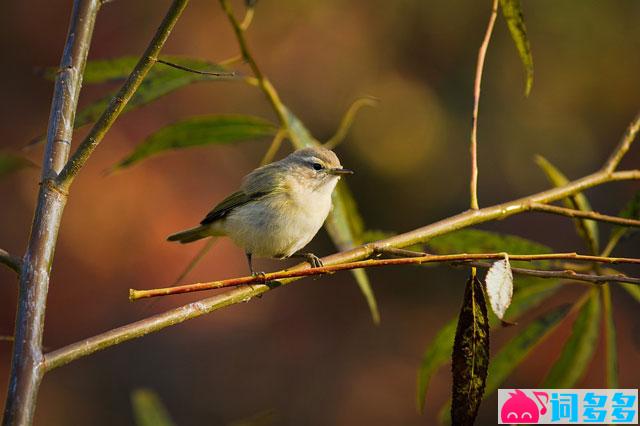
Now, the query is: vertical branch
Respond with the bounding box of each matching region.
[3,1,101,424]
[469,0,499,210]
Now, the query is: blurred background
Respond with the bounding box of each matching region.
[1,0,639,424]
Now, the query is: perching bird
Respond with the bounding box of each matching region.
[167,146,353,274]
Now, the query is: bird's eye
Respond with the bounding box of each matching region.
[312,162,323,171]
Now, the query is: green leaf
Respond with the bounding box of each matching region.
[485,304,571,394]
[542,290,601,388]
[499,0,534,96]
[31,57,230,147]
[285,107,380,324]
[535,155,599,254]
[0,153,37,178]
[604,190,640,256]
[621,283,640,303]
[451,273,490,426]
[417,277,560,413]
[113,115,277,169]
[417,320,457,414]
[601,285,618,388]
[131,388,174,426]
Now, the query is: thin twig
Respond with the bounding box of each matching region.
[155,58,235,77]
[469,0,499,210]
[55,0,190,191]
[3,1,101,424]
[0,248,22,274]
[528,202,640,228]
[462,261,640,285]
[40,111,640,373]
[219,0,290,128]
[130,252,640,300]
[324,97,379,149]
[603,110,640,173]
[260,128,287,165]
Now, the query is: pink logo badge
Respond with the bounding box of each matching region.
[500,389,548,423]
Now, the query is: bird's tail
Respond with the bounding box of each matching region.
[167,225,212,244]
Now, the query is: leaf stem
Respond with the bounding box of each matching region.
[469,0,499,210]
[324,97,379,149]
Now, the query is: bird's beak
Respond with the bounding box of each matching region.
[327,167,354,175]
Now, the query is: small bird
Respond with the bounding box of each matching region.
[167,146,353,274]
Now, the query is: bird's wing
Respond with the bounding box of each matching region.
[200,191,255,225]
[200,162,285,225]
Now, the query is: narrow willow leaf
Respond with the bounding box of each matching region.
[428,229,551,255]
[417,277,561,413]
[31,57,230,147]
[604,190,640,255]
[621,283,640,303]
[131,388,174,426]
[535,155,599,254]
[417,320,457,413]
[485,256,513,320]
[451,274,490,426]
[485,304,571,394]
[0,153,37,178]
[285,107,379,324]
[499,0,534,96]
[601,285,619,388]
[113,115,277,169]
[542,290,601,388]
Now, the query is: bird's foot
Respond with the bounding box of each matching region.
[303,253,324,268]
[251,271,268,283]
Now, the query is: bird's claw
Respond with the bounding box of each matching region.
[251,271,267,282]
[306,253,324,268]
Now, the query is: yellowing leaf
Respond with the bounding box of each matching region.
[485,256,513,320]
[499,0,534,96]
[131,388,174,426]
[535,155,599,254]
[285,107,379,324]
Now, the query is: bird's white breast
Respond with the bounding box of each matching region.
[222,176,338,258]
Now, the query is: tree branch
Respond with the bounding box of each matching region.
[603,110,640,173]
[55,0,190,191]
[129,252,640,300]
[3,1,101,424]
[324,97,379,149]
[528,202,640,228]
[469,0,499,210]
[0,248,21,275]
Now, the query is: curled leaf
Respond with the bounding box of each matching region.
[499,0,534,96]
[485,255,513,320]
[451,273,490,426]
[113,115,277,170]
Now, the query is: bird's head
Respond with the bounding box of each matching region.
[284,146,353,191]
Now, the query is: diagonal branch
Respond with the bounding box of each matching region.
[0,248,21,275]
[528,202,640,228]
[603,110,640,173]
[129,252,640,300]
[42,163,640,371]
[55,0,190,191]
